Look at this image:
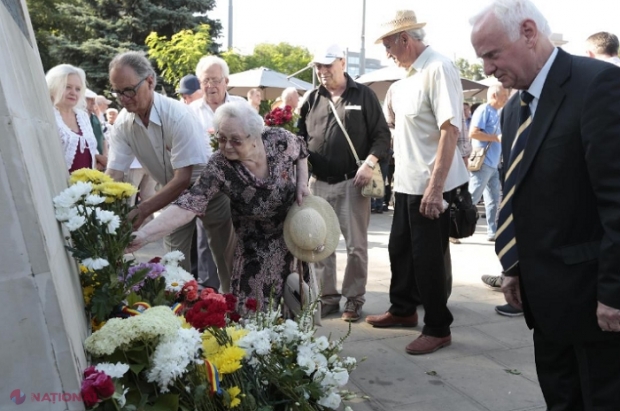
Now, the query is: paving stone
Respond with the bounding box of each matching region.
[474,320,534,349]
[484,346,539,383]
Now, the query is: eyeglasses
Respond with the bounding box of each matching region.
[216,133,250,147]
[110,77,147,99]
[200,78,224,86]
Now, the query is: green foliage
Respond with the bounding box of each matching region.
[455,57,486,81]
[30,0,221,93]
[146,24,212,88]
[221,42,313,83]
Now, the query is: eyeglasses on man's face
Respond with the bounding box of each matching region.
[110,77,147,99]
[216,132,250,147]
[200,78,224,87]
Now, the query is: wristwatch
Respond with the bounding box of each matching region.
[364,159,376,170]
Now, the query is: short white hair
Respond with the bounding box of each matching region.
[196,55,230,79]
[281,87,298,101]
[486,82,505,99]
[46,64,87,108]
[105,108,118,115]
[470,0,551,42]
[213,101,264,138]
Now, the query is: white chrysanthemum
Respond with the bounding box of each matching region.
[317,389,341,409]
[65,215,87,231]
[53,190,80,209]
[95,208,116,224]
[161,250,185,265]
[85,194,105,205]
[146,327,202,392]
[106,215,121,234]
[55,206,79,222]
[162,264,194,292]
[82,257,110,271]
[85,306,180,356]
[68,181,93,198]
[279,319,300,343]
[95,362,130,379]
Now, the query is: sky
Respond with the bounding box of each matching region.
[207,0,620,68]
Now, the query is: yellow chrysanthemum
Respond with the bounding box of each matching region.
[79,265,89,274]
[93,182,138,201]
[83,286,94,305]
[178,316,193,329]
[91,318,105,331]
[226,327,248,342]
[69,169,112,185]
[209,344,245,374]
[202,333,222,357]
[226,386,241,408]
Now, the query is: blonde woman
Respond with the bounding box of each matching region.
[46,64,106,172]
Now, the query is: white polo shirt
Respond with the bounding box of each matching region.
[189,93,247,157]
[391,46,469,195]
[108,93,207,186]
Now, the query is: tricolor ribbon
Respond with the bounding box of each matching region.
[204,360,222,395]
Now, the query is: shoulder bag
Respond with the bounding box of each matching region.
[326,99,384,198]
[449,183,479,239]
[468,142,491,172]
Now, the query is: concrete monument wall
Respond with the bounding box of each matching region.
[0,0,88,409]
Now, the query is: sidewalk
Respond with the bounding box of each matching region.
[136,211,546,411]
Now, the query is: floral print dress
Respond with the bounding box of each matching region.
[174,127,308,308]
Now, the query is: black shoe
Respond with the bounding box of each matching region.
[481,275,502,290]
[495,304,523,317]
[382,204,389,211]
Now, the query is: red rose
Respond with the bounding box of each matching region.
[224,294,238,312]
[81,382,99,407]
[83,366,98,378]
[245,298,257,312]
[229,312,241,323]
[148,256,161,264]
[92,372,115,398]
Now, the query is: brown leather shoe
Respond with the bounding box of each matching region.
[405,334,451,355]
[365,311,418,328]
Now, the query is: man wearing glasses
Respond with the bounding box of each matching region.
[186,55,245,292]
[105,51,235,292]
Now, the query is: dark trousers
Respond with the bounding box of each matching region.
[388,191,454,337]
[534,329,620,411]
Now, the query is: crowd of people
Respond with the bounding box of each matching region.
[45,0,620,409]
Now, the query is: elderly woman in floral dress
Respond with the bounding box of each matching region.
[128,101,309,308]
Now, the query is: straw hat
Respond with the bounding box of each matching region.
[374,10,426,44]
[283,195,340,263]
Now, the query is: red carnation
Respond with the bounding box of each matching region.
[224,293,238,312]
[245,298,258,312]
[200,287,216,300]
[148,256,161,264]
[185,299,228,330]
[182,280,199,302]
[229,312,241,322]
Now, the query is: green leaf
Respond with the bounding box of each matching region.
[145,394,179,411]
[426,370,438,376]
[129,363,146,375]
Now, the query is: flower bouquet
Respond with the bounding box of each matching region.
[264,105,299,134]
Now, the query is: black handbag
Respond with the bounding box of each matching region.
[449,183,479,239]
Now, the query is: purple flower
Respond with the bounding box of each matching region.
[121,263,166,292]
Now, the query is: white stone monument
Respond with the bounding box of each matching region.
[0,0,87,409]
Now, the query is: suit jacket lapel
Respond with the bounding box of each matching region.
[515,49,570,186]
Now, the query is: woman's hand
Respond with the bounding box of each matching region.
[296,183,311,205]
[125,231,147,254]
[95,154,107,171]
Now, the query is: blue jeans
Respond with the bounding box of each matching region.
[469,163,501,239]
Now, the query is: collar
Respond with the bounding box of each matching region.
[133,92,162,127]
[198,92,234,110]
[526,47,559,102]
[410,45,432,72]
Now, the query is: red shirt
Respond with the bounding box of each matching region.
[69,130,93,172]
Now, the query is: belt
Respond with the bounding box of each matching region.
[314,171,357,185]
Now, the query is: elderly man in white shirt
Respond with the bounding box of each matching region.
[366,10,469,355]
[106,51,235,292]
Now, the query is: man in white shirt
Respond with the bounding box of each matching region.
[106,51,235,291]
[586,31,620,67]
[366,10,469,355]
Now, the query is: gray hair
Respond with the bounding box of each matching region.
[109,51,157,88]
[46,64,87,108]
[486,82,505,99]
[213,101,264,138]
[281,87,298,101]
[196,55,230,79]
[393,28,426,44]
[470,0,551,42]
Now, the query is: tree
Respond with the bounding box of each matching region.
[221,43,313,83]
[455,58,486,81]
[146,24,212,88]
[40,0,222,93]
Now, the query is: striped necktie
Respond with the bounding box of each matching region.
[495,91,534,274]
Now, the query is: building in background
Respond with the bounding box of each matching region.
[346,51,384,78]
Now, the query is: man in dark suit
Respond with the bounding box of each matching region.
[471,0,620,409]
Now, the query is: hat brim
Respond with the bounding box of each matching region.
[374,22,427,44]
[283,195,341,263]
[177,88,197,95]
